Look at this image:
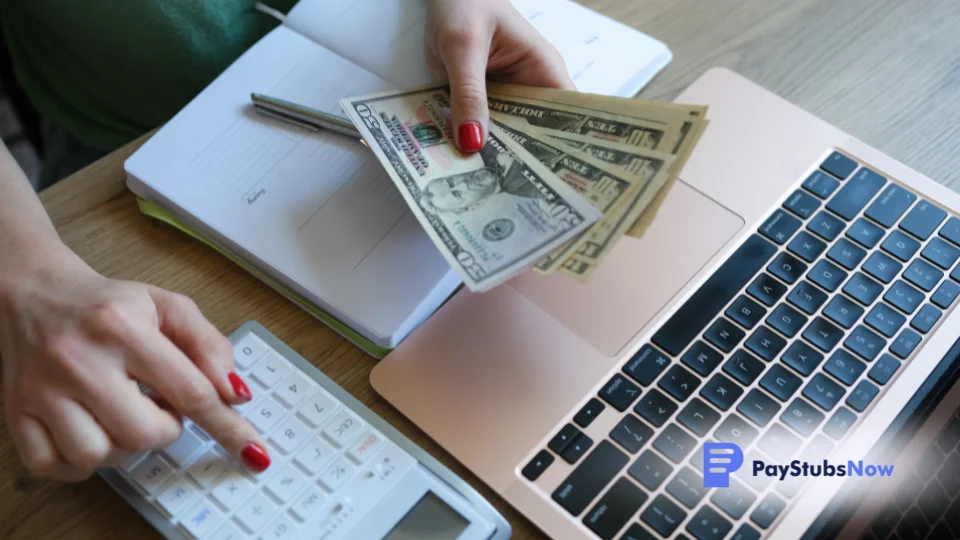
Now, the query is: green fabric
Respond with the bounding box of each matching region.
[1,0,297,152]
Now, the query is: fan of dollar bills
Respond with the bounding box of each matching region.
[340,82,708,292]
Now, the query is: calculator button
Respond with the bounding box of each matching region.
[119,451,148,473]
[294,436,337,476]
[234,334,269,370]
[155,476,202,517]
[270,416,311,455]
[348,431,384,464]
[250,352,290,389]
[290,486,327,522]
[323,410,365,448]
[209,521,246,540]
[210,466,256,509]
[273,371,315,408]
[163,427,207,468]
[319,456,356,492]
[264,463,308,503]
[234,491,277,533]
[131,454,175,494]
[186,450,229,489]
[246,397,285,434]
[179,499,223,538]
[297,391,340,428]
[262,514,297,539]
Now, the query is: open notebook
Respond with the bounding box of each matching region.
[125,0,672,357]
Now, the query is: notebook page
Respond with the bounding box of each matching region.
[283,0,671,97]
[125,27,459,346]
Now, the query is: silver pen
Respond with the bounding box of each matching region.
[250,93,364,142]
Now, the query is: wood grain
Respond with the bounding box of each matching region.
[3,1,960,538]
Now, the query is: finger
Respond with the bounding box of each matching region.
[80,373,182,452]
[39,396,113,472]
[125,322,271,472]
[13,415,93,481]
[437,24,494,152]
[149,288,252,405]
[493,45,576,90]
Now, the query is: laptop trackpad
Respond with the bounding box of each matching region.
[509,180,744,358]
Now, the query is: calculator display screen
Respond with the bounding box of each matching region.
[383,491,470,539]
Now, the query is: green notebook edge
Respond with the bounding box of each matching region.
[136,198,393,359]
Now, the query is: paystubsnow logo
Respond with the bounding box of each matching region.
[702,442,894,488]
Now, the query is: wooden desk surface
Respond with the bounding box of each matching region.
[4,0,960,538]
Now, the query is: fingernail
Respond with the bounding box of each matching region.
[228,372,252,402]
[458,122,483,152]
[241,443,271,472]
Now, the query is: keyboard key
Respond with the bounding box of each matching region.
[294,436,336,476]
[802,317,844,352]
[163,427,207,468]
[677,398,721,436]
[904,258,943,292]
[808,260,847,291]
[624,345,670,386]
[868,354,901,385]
[573,398,605,428]
[561,433,594,464]
[180,500,223,539]
[682,341,725,376]
[297,391,339,428]
[884,280,924,315]
[731,524,762,540]
[802,169,840,198]
[710,478,757,520]
[583,477,649,540]
[787,231,826,263]
[803,374,845,411]
[619,524,656,540]
[939,419,960,452]
[700,373,743,411]
[881,230,921,262]
[653,423,697,463]
[787,281,828,315]
[932,280,960,308]
[922,237,960,269]
[847,217,885,249]
[823,295,863,329]
[714,414,759,447]
[666,467,708,508]
[635,389,679,428]
[131,454,175,495]
[890,328,922,359]
[821,151,858,179]
[865,184,916,227]
[235,491,277,533]
[895,474,925,510]
[250,351,290,389]
[186,449,229,489]
[652,234,778,356]
[318,455,355,492]
[750,493,787,529]
[552,441,628,515]
[940,453,960,497]
[822,407,858,440]
[685,506,734,540]
[611,415,654,454]
[155,476,201,517]
[641,494,687,537]
[726,295,767,330]
[745,326,787,361]
[747,273,788,306]
[211,465,256,509]
[759,209,802,245]
[911,304,942,334]
[548,424,580,454]
[599,374,642,411]
[234,334,270,370]
[738,389,781,427]
[768,252,808,285]
[827,166,886,220]
[783,189,821,219]
[759,365,802,401]
[824,349,866,386]
[704,319,745,353]
[844,325,885,361]
[827,238,867,270]
[270,416,310,455]
[521,450,554,481]
[865,303,906,337]
[862,251,902,283]
[734,449,774,491]
[783,397,827,439]
[846,380,880,412]
[807,210,845,241]
[766,304,807,337]
[629,449,674,490]
[659,365,701,401]
[901,199,947,240]
[273,371,314,408]
[760,425,801,464]
[782,341,824,376]
[247,397,285,434]
[940,215,960,244]
[897,507,930,540]
[842,272,883,305]
[264,463,307,503]
[723,349,765,385]
[918,445,944,481]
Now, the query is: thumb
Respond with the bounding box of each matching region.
[438,29,492,153]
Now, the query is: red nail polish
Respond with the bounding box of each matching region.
[228,372,252,402]
[459,122,483,152]
[241,443,271,472]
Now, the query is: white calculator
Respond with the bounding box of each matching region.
[99,321,511,540]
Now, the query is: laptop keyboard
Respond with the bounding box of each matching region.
[520,150,960,539]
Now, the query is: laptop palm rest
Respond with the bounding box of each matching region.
[508,179,743,358]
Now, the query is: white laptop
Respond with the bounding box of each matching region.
[371,67,960,539]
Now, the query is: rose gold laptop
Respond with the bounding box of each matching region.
[371,68,960,539]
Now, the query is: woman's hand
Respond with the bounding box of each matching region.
[426,0,575,152]
[0,252,270,481]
